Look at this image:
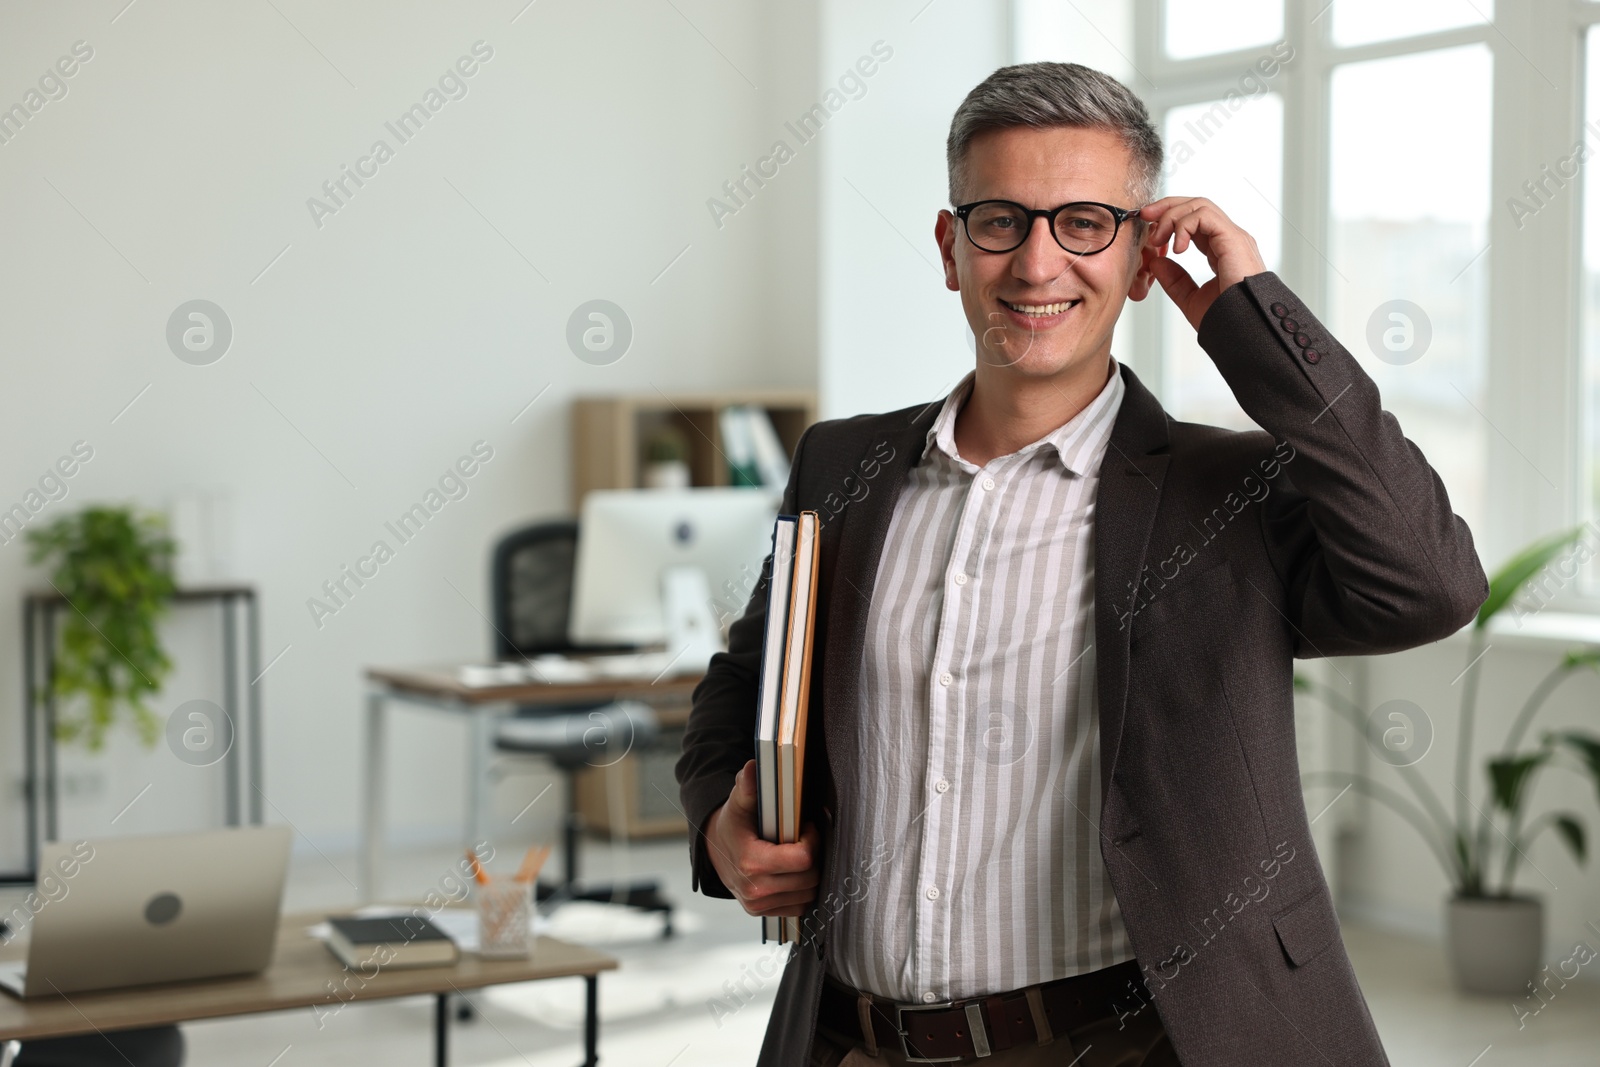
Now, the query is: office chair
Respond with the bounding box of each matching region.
[11,1027,183,1067]
[489,520,675,937]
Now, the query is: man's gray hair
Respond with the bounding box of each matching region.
[947,62,1163,209]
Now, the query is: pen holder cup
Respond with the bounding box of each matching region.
[475,878,535,959]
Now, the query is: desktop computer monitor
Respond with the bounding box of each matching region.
[569,488,779,661]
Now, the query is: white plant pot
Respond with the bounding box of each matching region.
[642,461,690,489]
[1446,894,1544,996]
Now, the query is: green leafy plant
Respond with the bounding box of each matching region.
[26,506,177,750]
[644,426,690,465]
[1297,527,1600,899]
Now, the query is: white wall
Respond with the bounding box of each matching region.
[817,0,1012,420]
[0,0,817,868]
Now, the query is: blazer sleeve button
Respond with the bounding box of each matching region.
[1295,332,1313,348]
[1281,317,1300,333]
[1304,349,1321,363]
[1270,301,1288,317]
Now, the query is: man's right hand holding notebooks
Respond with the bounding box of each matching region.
[705,759,821,918]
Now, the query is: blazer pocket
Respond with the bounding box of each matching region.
[1128,559,1234,648]
[1271,887,1341,968]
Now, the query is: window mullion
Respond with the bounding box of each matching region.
[1129,0,1165,396]
[1283,0,1328,306]
[1486,6,1584,574]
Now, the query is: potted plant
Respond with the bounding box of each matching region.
[1297,527,1600,995]
[641,426,691,489]
[26,506,177,749]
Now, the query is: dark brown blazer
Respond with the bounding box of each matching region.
[676,272,1488,1067]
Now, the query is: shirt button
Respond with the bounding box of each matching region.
[953,572,968,586]
[935,779,950,794]
[939,672,953,687]
[922,991,938,1003]
[926,886,941,900]
[981,477,996,491]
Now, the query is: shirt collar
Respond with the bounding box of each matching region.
[922,356,1125,476]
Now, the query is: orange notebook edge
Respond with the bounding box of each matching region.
[789,512,821,843]
[774,529,804,851]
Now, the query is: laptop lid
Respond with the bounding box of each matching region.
[13,825,291,998]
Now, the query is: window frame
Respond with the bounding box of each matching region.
[1111,0,1596,602]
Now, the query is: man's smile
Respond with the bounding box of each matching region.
[998,297,1082,325]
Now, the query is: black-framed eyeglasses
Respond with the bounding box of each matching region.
[954,199,1141,256]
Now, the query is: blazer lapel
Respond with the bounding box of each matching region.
[820,399,940,804]
[1093,363,1171,802]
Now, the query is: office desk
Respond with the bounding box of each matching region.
[362,665,701,901]
[0,909,619,1066]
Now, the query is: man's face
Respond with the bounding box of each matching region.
[936,125,1158,381]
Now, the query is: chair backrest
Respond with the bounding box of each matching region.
[490,520,579,659]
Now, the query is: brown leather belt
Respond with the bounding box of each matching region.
[818,958,1147,1062]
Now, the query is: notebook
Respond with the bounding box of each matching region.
[756,510,821,944]
[754,516,797,845]
[324,915,460,970]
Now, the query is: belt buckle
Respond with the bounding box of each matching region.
[894,999,989,1062]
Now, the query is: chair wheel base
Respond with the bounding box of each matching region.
[536,880,675,938]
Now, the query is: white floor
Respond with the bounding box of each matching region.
[6,835,1599,1065]
[1345,919,1600,1067]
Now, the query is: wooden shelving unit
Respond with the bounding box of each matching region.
[566,389,817,838]
[570,390,818,508]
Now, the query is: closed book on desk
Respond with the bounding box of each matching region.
[325,916,460,970]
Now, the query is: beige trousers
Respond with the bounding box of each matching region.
[808,994,1181,1067]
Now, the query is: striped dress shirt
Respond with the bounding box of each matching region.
[823,358,1133,1005]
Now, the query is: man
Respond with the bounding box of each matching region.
[677,62,1486,1067]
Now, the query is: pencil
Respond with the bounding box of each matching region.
[514,844,551,883]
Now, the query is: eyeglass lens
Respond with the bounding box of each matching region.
[965,202,1119,254]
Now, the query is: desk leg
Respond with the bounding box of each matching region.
[222,595,239,827]
[466,708,492,848]
[360,691,386,902]
[583,974,598,1067]
[435,992,449,1067]
[247,593,263,824]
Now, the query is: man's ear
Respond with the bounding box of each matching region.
[935,209,961,293]
[1127,226,1164,302]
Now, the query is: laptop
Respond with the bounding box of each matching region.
[0,825,291,998]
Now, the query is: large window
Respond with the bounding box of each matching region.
[1328,0,1492,47]
[1160,91,1283,431]
[1584,26,1600,582]
[1163,0,1281,59]
[1017,0,1523,562]
[1326,45,1492,535]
